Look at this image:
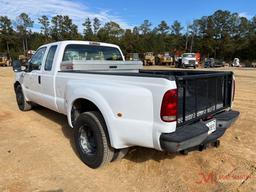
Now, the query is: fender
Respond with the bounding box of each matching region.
[64,79,154,149]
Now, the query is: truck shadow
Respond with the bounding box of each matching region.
[33,106,79,158]
[124,147,178,163]
[33,106,179,163]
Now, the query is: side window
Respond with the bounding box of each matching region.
[30,47,46,70]
[45,45,57,71]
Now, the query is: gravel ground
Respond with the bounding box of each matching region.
[0,66,255,192]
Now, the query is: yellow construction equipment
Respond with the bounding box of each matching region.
[143,52,155,66]
[156,52,173,65]
[0,53,11,67]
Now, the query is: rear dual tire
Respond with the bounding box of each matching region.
[74,111,128,169]
[74,111,114,168]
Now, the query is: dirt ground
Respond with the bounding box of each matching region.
[0,66,255,192]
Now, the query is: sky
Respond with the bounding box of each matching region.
[0,0,255,32]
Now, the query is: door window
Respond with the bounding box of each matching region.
[45,45,57,71]
[30,47,46,71]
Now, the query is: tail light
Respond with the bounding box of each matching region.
[161,89,178,122]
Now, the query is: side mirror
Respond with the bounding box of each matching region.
[12,60,29,72]
[12,60,22,72]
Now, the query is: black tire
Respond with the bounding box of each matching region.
[74,111,114,168]
[15,85,32,111]
[111,148,129,162]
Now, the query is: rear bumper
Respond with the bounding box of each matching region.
[160,110,239,152]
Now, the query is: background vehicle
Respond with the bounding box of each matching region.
[126,53,140,61]
[0,53,11,67]
[143,52,155,65]
[18,55,28,65]
[232,58,240,67]
[156,52,173,65]
[204,58,214,68]
[179,53,197,68]
[205,58,225,68]
[13,41,239,169]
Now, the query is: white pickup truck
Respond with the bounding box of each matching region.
[176,53,198,68]
[13,41,239,168]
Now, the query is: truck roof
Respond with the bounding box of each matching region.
[38,40,120,49]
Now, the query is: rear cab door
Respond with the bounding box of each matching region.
[39,44,59,111]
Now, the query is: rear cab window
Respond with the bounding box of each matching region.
[45,45,57,71]
[62,44,123,62]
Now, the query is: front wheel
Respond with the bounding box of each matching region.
[15,85,32,111]
[74,111,114,168]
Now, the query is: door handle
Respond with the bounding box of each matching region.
[38,76,41,84]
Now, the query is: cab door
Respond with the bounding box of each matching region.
[22,47,47,104]
[39,45,59,111]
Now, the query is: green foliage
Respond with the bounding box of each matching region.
[171,20,183,35]
[82,18,93,40]
[139,20,152,35]
[15,13,34,53]
[155,20,170,35]
[93,17,101,34]
[50,15,79,41]
[38,15,50,37]
[1,10,256,61]
[97,21,124,44]
[0,16,14,53]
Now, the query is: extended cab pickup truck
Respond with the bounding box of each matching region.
[13,41,239,168]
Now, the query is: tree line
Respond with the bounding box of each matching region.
[1,10,256,62]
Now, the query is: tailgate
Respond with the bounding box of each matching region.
[176,72,233,126]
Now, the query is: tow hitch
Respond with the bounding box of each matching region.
[180,140,220,155]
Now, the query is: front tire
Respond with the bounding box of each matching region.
[74,111,114,168]
[15,85,32,111]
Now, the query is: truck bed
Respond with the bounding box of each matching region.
[60,69,233,127]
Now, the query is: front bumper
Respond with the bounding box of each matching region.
[184,63,196,67]
[160,110,239,152]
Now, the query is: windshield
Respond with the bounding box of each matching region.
[183,53,195,58]
[63,44,123,61]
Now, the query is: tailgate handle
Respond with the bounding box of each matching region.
[109,65,117,69]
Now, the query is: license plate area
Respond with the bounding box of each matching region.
[206,119,216,135]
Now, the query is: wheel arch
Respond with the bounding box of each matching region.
[70,98,103,125]
[69,97,115,147]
